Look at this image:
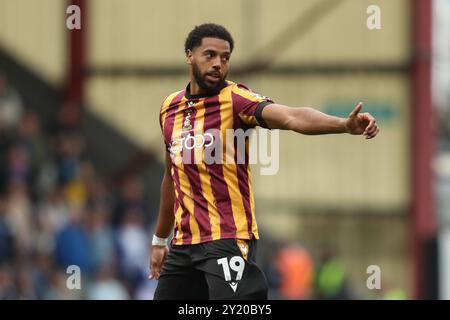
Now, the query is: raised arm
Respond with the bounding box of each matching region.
[261,102,379,139]
[149,152,175,280]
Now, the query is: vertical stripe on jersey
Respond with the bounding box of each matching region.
[180,105,213,241]
[173,195,183,243]
[231,91,258,239]
[166,95,196,245]
[247,162,259,239]
[171,163,192,245]
[219,87,249,239]
[203,95,237,236]
[194,101,221,241]
[161,91,186,244]
[173,103,201,244]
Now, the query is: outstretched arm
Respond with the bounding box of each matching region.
[261,102,379,139]
[149,152,175,280]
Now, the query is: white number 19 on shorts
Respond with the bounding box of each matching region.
[217,256,245,281]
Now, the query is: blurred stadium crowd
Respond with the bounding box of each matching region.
[0,72,157,299]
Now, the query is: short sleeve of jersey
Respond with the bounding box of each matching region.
[231,83,274,129]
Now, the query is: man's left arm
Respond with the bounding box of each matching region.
[260,102,379,139]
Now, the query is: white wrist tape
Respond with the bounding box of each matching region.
[152,235,168,246]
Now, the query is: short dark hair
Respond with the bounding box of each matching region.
[184,23,234,54]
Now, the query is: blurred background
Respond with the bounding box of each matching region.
[0,0,448,300]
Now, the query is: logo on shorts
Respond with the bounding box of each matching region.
[229,282,239,293]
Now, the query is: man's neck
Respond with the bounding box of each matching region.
[185,79,227,99]
[189,79,203,96]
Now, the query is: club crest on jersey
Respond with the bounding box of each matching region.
[182,111,193,131]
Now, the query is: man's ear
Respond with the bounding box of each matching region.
[186,49,193,65]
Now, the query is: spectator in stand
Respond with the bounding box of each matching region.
[0,72,23,134]
[85,202,115,273]
[5,181,33,254]
[0,264,18,299]
[16,111,49,198]
[0,196,14,264]
[54,207,93,276]
[275,244,315,300]
[115,207,149,295]
[113,176,148,227]
[314,249,352,300]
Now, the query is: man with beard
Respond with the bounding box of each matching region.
[150,23,379,300]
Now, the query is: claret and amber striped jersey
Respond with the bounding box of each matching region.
[159,80,273,245]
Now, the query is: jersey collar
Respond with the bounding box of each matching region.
[185,81,229,99]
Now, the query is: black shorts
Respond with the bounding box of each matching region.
[153,238,268,300]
